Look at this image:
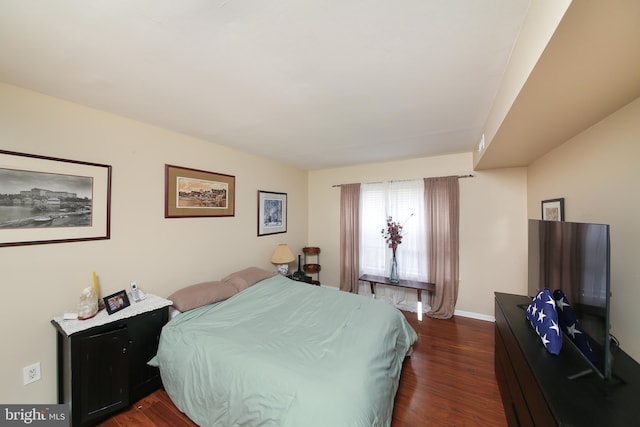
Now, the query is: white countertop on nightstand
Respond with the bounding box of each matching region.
[52,293,172,337]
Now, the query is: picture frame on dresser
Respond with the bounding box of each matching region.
[0,149,112,247]
[257,190,287,236]
[104,289,130,315]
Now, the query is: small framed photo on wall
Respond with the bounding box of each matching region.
[258,190,287,236]
[541,198,565,221]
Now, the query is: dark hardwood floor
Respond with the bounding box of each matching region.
[393,312,507,426]
[100,312,507,427]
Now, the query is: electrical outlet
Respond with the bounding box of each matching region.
[23,362,41,385]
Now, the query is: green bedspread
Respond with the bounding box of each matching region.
[157,274,417,427]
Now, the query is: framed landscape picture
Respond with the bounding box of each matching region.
[258,190,287,236]
[0,150,111,247]
[165,164,235,218]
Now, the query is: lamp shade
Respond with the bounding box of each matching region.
[271,244,295,264]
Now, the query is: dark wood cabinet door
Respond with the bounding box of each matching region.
[77,327,129,426]
[127,308,168,401]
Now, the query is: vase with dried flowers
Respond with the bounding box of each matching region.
[381,215,404,283]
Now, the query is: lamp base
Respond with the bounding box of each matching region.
[277,264,289,275]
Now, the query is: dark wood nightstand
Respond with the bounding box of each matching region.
[52,294,171,427]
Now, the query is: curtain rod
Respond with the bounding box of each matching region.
[331,174,474,188]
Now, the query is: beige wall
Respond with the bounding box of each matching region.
[11,78,632,405]
[477,0,570,161]
[0,83,308,404]
[308,153,528,319]
[527,97,640,362]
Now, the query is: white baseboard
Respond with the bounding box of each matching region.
[454,309,495,322]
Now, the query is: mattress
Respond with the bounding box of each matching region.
[156,274,417,427]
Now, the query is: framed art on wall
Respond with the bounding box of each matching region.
[165,164,235,218]
[0,149,111,247]
[258,190,287,236]
[541,198,565,221]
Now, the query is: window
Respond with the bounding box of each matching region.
[359,180,427,282]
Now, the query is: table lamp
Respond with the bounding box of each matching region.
[271,244,295,275]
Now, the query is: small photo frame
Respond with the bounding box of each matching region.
[258,190,287,236]
[103,290,131,315]
[165,164,235,218]
[541,198,565,221]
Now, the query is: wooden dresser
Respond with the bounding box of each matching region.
[494,292,640,426]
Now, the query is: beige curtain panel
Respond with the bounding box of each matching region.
[425,176,460,319]
[340,183,361,293]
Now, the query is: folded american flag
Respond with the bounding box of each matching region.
[553,289,596,362]
[526,289,562,355]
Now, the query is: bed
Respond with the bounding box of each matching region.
[156,267,417,427]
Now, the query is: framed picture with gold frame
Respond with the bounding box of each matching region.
[165,164,235,218]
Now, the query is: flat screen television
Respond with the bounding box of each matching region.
[527,219,612,381]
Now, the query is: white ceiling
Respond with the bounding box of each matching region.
[0,1,532,170]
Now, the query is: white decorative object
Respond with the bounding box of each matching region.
[77,286,99,320]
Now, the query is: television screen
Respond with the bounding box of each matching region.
[528,219,612,380]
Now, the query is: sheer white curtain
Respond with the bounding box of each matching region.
[359,180,427,311]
